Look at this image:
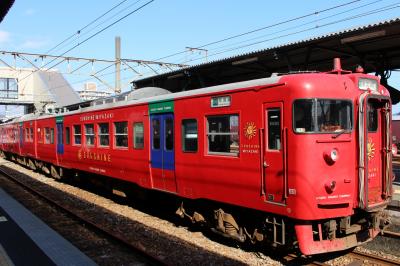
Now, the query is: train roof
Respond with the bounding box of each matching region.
[3,75,282,124]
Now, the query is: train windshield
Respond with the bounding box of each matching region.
[293,99,352,133]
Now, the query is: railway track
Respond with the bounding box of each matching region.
[0,166,163,265]
[0,163,251,265]
[348,250,400,266]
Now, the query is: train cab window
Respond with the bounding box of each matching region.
[207,114,239,156]
[152,119,160,150]
[165,118,174,151]
[73,125,82,145]
[367,100,378,132]
[50,128,54,144]
[65,127,70,145]
[114,121,128,148]
[182,119,198,152]
[85,124,95,146]
[268,109,281,150]
[98,123,109,147]
[293,99,352,133]
[44,128,50,144]
[133,122,144,149]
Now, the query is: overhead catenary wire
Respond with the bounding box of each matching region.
[176,3,400,65]
[155,0,362,61]
[44,0,131,55]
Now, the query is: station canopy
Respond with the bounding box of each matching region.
[133,18,400,104]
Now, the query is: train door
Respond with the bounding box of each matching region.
[263,102,286,204]
[150,113,177,192]
[56,117,64,156]
[359,96,391,209]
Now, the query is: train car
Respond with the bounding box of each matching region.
[0,59,393,255]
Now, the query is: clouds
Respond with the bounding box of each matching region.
[0,30,11,44]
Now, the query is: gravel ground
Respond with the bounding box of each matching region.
[1,157,400,265]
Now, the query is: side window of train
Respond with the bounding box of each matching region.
[65,127,70,145]
[206,114,239,156]
[98,123,109,147]
[30,128,34,142]
[114,121,128,148]
[37,128,42,143]
[133,122,144,149]
[74,125,81,145]
[268,109,281,150]
[45,127,51,144]
[85,124,95,146]
[50,128,54,144]
[182,119,198,152]
[25,128,29,142]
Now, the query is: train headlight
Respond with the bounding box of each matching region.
[325,180,336,194]
[324,148,339,165]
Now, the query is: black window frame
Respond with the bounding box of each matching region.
[114,121,128,148]
[182,119,198,153]
[98,123,110,147]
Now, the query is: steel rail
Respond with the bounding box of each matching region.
[0,167,166,266]
[349,250,400,266]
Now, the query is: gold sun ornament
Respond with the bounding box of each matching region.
[367,138,375,161]
[244,122,257,140]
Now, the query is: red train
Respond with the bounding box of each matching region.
[0,59,393,255]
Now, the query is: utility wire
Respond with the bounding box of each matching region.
[50,0,143,55]
[155,0,362,61]
[181,3,400,65]
[44,0,130,55]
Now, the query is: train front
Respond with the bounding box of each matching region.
[283,62,393,255]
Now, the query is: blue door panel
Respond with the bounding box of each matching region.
[150,114,174,170]
[56,123,64,154]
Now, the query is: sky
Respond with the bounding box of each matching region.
[0,0,400,115]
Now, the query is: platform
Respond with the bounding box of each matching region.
[0,188,96,266]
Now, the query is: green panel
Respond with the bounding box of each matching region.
[149,101,174,114]
[56,116,64,123]
[19,122,23,126]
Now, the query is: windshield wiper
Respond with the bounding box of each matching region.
[332,129,349,139]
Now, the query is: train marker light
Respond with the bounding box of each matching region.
[324,148,339,165]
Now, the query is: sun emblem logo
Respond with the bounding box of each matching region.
[244,122,257,140]
[367,138,375,161]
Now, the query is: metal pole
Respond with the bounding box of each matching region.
[115,36,121,94]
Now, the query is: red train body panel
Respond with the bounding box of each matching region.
[0,62,393,255]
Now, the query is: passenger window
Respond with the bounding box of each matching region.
[50,128,54,144]
[37,128,42,143]
[45,128,51,144]
[65,127,70,145]
[207,115,239,156]
[133,122,144,149]
[30,128,34,142]
[74,125,81,145]
[182,119,197,152]
[98,123,109,147]
[85,124,95,146]
[165,118,173,151]
[268,109,281,150]
[152,119,160,150]
[114,121,128,148]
